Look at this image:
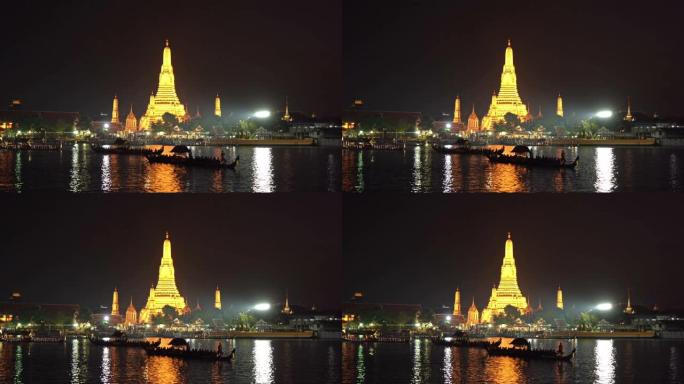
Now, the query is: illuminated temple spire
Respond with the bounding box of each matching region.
[453,287,461,316]
[139,232,188,323]
[125,297,137,326]
[282,96,292,122]
[467,104,479,132]
[481,40,528,130]
[480,233,528,323]
[111,287,120,316]
[215,94,222,117]
[452,96,462,124]
[625,97,634,121]
[466,297,479,327]
[139,40,187,129]
[556,94,564,117]
[214,285,222,310]
[624,289,634,314]
[557,285,564,310]
[282,290,293,314]
[125,105,138,132]
[111,95,120,124]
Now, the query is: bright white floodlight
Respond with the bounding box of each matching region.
[596,110,613,119]
[254,110,271,119]
[596,303,613,311]
[254,303,271,311]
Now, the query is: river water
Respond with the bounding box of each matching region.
[0,144,340,192]
[0,338,340,383]
[341,338,684,383]
[342,145,684,192]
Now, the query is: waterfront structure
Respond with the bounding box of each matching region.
[625,97,634,122]
[215,94,222,117]
[139,40,188,130]
[125,106,138,132]
[214,286,222,310]
[625,289,635,314]
[557,94,564,117]
[282,96,292,122]
[467,105,479,132]
[481,40,529,130]
[111,287,120,316]
[480,233,528,323]
[452,96,462,125]
[452,288,461,316]
[125,298,137,326]
[138,232,188,323]
[466,298,479,326]
[111,95,120,125]
[557,286,564,310]
[282,291,293,315]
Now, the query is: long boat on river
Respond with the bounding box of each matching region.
[432,143,504,156]
[90,144,163,156]
[89,336,161,348]
[432,337,501,349]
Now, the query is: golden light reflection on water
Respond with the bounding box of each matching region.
[483,355,523,384]
[145,355,184,384]
[252,147,274,193]
[144,163,184,192]
[594,339,616,384]
[101,155,112,192]
[341,150,357,192]
[70,338,88,383]
[253,339,274,384]
[442,346,453,383]
[595,147,616,192]
[487,164,526,192]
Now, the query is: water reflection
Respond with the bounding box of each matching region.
[442,346,453,383]
[253,339,274,384]
[594,147,616,192]
[70,338,87,384]
[594,339,616,384]
[101,155,112,192]
[412,146,423,192]
[146,356,183,384]
[442,155,453,192]
[252,147,274,193]
[101,346,111,382]
[145,164,184,192]
[356,343,366,383]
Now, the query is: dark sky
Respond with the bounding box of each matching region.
[1,0,341,118]
[343,194,684,311]
[344,0,684,118]
[0,194,341,311]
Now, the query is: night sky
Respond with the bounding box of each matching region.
[1,0,341,118]
[343,194,684,311]
[0,194,341,311]
[344,0,684,118]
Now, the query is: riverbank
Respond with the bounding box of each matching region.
[208,138,316,146]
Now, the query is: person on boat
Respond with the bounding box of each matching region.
[560,150,566,165]
[217,343,223,358]
[557,341,564,357]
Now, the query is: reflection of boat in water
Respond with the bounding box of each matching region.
[486,338,575,361]
[146,145,239,170]
[488,145,578,169]
[144,338,235,362]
